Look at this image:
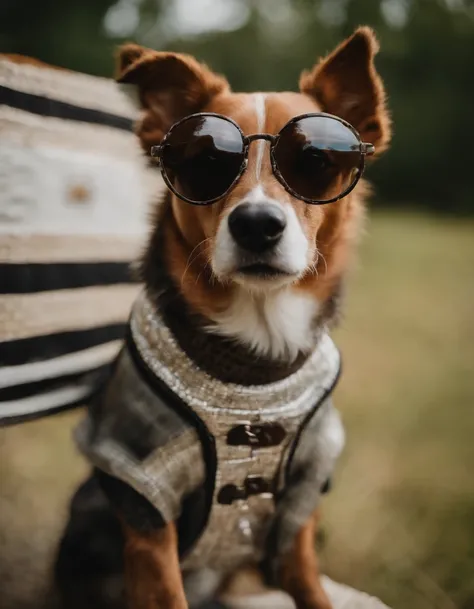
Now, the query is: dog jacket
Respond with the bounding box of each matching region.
[76,291,344,573]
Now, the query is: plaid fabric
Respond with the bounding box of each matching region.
[76,293,344,572]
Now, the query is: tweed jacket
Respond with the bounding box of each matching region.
[76,291,344,573]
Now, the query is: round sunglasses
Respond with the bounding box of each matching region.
[150,112,375,206]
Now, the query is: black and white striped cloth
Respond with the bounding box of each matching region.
[0,55,162,425]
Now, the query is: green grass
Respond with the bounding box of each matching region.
[323,211,474,609]
[1,211,473,609]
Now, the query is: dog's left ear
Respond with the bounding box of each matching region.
[300,27,391,154]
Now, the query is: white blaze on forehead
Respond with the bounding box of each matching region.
[254,93,267,181]
[244,184,266,203]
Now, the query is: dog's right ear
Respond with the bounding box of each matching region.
[116,43,230,151]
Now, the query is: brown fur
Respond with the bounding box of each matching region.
[122,521,187,609]
[218,508,330,609]
[115,27,391,609]
[299,27,391,154]
[117,44,229,154]
[279,509,332,609]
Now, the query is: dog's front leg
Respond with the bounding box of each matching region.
[122,521,188,609]
[279,509,332,609]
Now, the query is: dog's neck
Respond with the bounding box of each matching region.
[157,288,312,385]
[140,197,342,386]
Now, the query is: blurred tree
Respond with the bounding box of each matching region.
[0,0,119,75]
[1,0,473,213]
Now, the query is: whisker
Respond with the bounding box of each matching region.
[318,250,328,275]
[181,237,212,286]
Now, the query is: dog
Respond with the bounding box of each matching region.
[56,26,390,609]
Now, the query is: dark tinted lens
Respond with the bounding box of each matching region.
[161,115,245,204]
[273,116,362,203]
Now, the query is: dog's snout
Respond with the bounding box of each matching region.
[228,203,286,253]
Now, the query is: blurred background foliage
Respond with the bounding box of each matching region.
[1,0,474,214]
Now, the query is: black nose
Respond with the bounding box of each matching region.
[228,203,286,253]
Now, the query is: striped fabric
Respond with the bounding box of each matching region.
[0,55,162,425]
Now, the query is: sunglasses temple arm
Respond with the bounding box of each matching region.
[150,145,162,159]
[361,142,375,156]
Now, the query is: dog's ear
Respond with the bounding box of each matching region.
[300,27,391,154]
[116,43,230,152]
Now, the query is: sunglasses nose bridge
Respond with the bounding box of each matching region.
[245,133,276,146]
[244,134,275,182]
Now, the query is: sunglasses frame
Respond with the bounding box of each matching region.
[151,111,375,206]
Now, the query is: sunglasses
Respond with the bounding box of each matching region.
[151,112,375,206]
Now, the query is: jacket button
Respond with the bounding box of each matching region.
[217,484,244,505]
[226,423,286,447]
[244,475,273,496]
[217,477,274,505]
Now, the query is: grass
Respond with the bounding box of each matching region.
[1,211,473,609]
[324,211,474,609]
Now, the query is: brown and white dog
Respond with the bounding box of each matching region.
[121,27,389,361]
[56,26,390,609]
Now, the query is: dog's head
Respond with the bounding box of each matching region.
[118,28,390,360]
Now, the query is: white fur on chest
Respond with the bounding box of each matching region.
[208,288,319,361]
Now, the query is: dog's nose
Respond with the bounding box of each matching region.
[228,203,286,253]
